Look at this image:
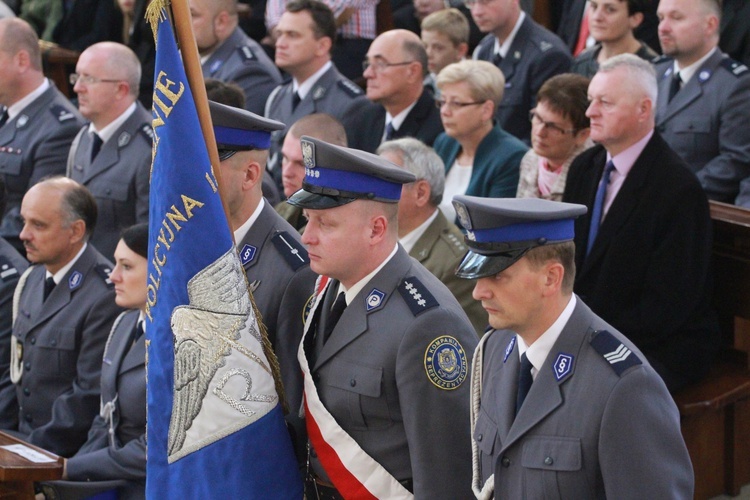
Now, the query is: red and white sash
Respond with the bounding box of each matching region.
[299,276,413,500]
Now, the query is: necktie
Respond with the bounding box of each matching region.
[90,133,103,162]
[132,321,144,345]
[323,292,347,344]
[587,160,616,256]
[43,276,56,302]
[0,109,8,129]
[515,353,533,416]
[385,122,395,141]
[668,72,682,103]
[292,91,301,111]
[492,52,503,67]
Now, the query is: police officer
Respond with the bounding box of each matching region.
[190,0,282,115]
[0,18,84,252]
[452,195,693,499]
[0,177,121,457]
[209,100,316,462]
[655,0,750,203]
[287,136,477,498]
[67,42,152,260]
[264,0,363,180]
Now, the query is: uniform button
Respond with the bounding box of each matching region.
[350,379,356,387]
[501,457,510,468]
[476,433,483,442]
[544,456,553,466]
[24,362,30,371]
[106,189,112,195]
[24,414,32,422]
[50,339,57,346]
[30,337,36,345]
[23,388,30,396]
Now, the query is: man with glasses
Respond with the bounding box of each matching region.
[65,42,151,260]
[0,18,84,254]
[469,0,570,143]
[342,29,443,153]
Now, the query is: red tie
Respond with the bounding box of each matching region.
[574,10,589,56]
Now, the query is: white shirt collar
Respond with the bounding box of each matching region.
[47,243,88,285]
[338,244,398,305]
[673,47,717,84]
[233,198,266,245]
[517,294,576,380]
[384,100,418,142]
[8,79,50,120]
[294,61,332,98]
[87,102,137,143]
[494,11,525,59]
[399,209,439,253]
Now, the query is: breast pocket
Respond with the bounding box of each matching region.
[521,436,584,500]
[473,409,499,484]
[94,181,131,228]
[329,359,391,430]
[34,327,77,378]
[0,150,23,176]
[671,118,716,159]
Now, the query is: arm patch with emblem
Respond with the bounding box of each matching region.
[590,330,642,376]
[398,276,438,316]
[271,231,309,271]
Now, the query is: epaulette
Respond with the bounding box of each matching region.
[271,231,309,271]
[139,123,155,143]
[238,45,256,63]
[398,276,438,316]
[0,256,20,283]
[439,230,468,258]
[337,79,363,98]
[94,264,114,289]
[652,54,672,65]
[50,104,77,123]
[590,330,642,376]
[720,58,749,77]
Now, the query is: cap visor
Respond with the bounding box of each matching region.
[286,189,356,209]
[455,248,529,279]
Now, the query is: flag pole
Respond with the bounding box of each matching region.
[168,0,234,238]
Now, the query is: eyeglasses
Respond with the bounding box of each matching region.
[69,73,123,86]
[435,98,485,111]
[529,110,577,136]
[362,59,415,73]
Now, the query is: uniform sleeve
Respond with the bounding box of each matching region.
[599,366,694,498]
[696,75,750,201]
[27,292,122,457]
[233,64,283,116]
[66,433,146,481]
[396,308,477,498]
[134,147,151,224]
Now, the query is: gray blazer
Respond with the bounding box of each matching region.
[474,299,694,499]
[0,84,84,241]
[0,244,121,457]
[307,246,478,498]
[655,50,750,203]
[67,103,152,260]
[202,27,282,115]
[237,200,316,458]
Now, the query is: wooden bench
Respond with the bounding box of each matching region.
[673,201,750,500]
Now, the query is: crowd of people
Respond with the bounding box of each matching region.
[0,0,747,497]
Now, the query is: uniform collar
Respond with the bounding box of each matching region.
[47,243,88,284]
[494,11,525,59]
[87,101,137,143]
[338,243,398,305]
[517,294,576,379]
[233,198,266,245]
[673,47,717,84]
[399,208,438,253]
[294,61,332,99]
[8,79,50,120]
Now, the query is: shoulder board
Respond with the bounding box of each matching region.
[337,79,363,98]
[398,275,439,316]
[94,264,114,289]
[271,231,309,271]
[652,54,673,65]
[720,58,749,77]
[0,256,20,283]
[50,104,77,123]
[538,40,553,53]
[590,330,642,376]
[139,123,154,143]
[238,45,256,63]
[440,230,468,257]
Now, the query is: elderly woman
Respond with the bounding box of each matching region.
[433,60,528,223]
[41,223,149,500]
[516,73,593,201]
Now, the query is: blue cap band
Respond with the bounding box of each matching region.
[214,125,271,150]
[305,166,403,201]
[470,219,574,244]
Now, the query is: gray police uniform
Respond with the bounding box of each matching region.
[474,302,694,498]
[0,237,27,382]
[655,50,750,203]
[0,244,121,457]
[274,200,306,234]
[67,103,152,260]
[236,200,316,457]
[264,64,364,172]
[474,15,571,143]
[202,28,283,115]
[0,84,84,244]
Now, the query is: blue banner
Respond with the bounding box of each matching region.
[146,6,302,498]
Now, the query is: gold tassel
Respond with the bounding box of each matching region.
[145,0,170,43]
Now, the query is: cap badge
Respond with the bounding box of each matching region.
[302,140,315,169]
[455,203,472,229]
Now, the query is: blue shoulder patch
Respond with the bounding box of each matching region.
[238,45,256,63]
[0,257,19,282]
[94,264,114,289]
[50,105,77,123]
[139,123,154,143]
[398,276,438,316]
[652,54,672,65]
[720,58,748,77]
[271,231,308,271]
[337,79,363,98]
[590,330,642,376]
